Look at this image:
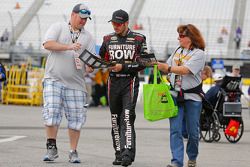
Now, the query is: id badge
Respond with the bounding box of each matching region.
[74,53,82,69]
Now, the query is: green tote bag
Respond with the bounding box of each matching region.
[143,65,178,121]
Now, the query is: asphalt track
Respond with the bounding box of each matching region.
[0,103,250,167]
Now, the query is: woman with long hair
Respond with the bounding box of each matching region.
[157,24,206,167]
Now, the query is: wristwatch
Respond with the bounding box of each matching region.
[168,66,171,73]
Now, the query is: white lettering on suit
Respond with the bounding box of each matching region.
[108,44,136,60]
[124,109,132,149]
[111,114,120,151]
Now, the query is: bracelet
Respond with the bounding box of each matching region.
[167,66,171,73]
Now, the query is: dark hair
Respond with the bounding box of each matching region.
[177,24,205,50]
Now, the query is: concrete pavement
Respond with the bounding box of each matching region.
[0,103,250,167]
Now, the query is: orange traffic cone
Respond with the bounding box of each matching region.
[15,2,21,9]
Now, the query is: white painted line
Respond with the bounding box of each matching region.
[0,136,26,143]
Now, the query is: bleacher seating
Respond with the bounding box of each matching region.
[17,0,134,49]
[138,0,235,59]
[0,0,34,35]
[1,0,250,59]
[241,0,250,50]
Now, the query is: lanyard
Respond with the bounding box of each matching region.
[68,23,81,43]
[178,49,191,65]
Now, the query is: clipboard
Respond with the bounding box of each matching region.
[79,49,115,69]
[139,53,157,67]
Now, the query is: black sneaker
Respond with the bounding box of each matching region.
[121,156,132,166]
[112,157,122,165]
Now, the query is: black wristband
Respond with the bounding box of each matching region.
[168,66,171,73]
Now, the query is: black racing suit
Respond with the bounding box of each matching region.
[99,29,148,161]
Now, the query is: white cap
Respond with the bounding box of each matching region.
[213,73,224,82]
[232,65,240,70]
[72,3,91,20]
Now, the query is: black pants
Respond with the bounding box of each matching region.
[92,84,103,106]
[107,76,139,161]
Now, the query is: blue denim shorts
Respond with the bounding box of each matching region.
[42,79,87,130]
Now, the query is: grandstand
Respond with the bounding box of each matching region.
[0,0,250,106]
[242,0,250,50]
[17,0,134,50]
[139,0,235,59]
[0,0,249,61]
[0,0,33,28]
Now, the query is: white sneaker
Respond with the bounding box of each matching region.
[69,150,81,163]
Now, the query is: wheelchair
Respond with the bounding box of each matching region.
[200,75,244,143]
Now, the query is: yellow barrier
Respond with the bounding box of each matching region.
[1,64,44,106]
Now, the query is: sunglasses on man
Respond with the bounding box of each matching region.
[79,9,91,15]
